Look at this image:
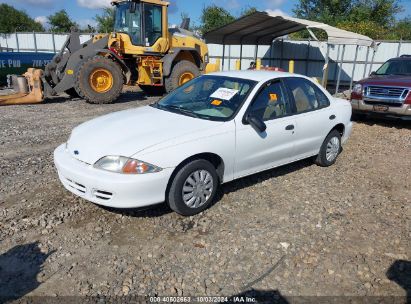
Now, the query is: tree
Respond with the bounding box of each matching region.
[240,6,258,17]
[95,7,115,33]
[393,17,411,40]
[199,5,235,34]
[0,4,44,33]
[293,0,404,40]
[48,10,78,33]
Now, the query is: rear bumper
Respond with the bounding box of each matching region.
[351,99,411,120]
[54,144,174,208]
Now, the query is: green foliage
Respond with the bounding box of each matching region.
[48,10,78,33]
[293,0,406,40]
[199,5,235,34]
[240,6,258,17]
[393,17,411,40]
[0,4,44,33]
[95,7,115,33]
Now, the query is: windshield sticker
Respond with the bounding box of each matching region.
[210,88,239,101]
[269,93,278,102]
[211,99,222,106]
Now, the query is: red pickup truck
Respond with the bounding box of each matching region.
[350,55,411,120]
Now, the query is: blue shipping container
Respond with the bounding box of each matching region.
[0,52,54,85]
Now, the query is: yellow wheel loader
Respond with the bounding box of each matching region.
[0,0,220,106]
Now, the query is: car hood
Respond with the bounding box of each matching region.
[67,106,222,165]
[359,75,411,87]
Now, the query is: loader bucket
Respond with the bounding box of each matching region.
[0,68,44,106]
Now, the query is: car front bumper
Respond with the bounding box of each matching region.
[54,144,174,208]
[351,99,411,120]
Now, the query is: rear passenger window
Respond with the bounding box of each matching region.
[285,78,330,113]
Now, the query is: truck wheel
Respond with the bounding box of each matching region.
[164,60,200,93]
[75,56,124,104]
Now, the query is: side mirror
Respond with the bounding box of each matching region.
[246,114,267,133]
[370,71,376,76]
[129,1,137,13]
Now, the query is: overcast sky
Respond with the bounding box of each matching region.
[1,0,410,29]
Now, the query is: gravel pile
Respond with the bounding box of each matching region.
[0,93,410,302]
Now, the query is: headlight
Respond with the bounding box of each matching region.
[94,156,162,174]
[353,84,363,95]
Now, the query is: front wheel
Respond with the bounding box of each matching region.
[75,56,124,104]
[167,159,218,216]
[315,130,342,167]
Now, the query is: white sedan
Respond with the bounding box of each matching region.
[54,71,352,216]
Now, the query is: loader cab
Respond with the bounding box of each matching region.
[112,0,169,53]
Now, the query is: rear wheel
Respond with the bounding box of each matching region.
[315,130,342,167]
[75,56,124,104]
[164,60,200,93]
[167,159,218,216]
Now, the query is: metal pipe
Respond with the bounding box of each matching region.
[322,44,330,88]
[222,44,225,71]
[15,32,19,52]
[363,46,370,78]
[335,45,346,94]
[33,31,38,53]
[239,43,243,70]
[333,45,341,83]
[368,48,376,75]
[349,45,359,92]
[279,38,284,69]
[397,39,402,57]
[228,45,231,71]
[305,38,311,75]
[52,32,56,54]
[254,44,259,62]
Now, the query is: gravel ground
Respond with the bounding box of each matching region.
[0,92,410,303]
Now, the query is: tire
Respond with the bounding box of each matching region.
[140,85,165,96]
[65,88,79,99]
[167,159,219,216]
[75,56,124,104]
[315,130,342,167]
[164,60,200,93]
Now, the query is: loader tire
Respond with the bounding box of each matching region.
[75,56,124,104]
[164,60,200,93]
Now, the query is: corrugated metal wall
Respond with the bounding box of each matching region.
[1,32,410,86]
[208,39,411,83]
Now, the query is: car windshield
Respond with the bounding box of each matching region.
[375,60,411,75]
[152,75,257,121]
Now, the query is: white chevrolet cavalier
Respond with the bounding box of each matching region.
[54,71,352,216]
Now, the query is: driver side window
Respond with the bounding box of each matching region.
[144,4,162,46]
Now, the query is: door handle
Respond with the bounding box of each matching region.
[329,115,336,120]
[285,124,295,131]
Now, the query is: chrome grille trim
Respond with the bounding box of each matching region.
[364,85,410,104]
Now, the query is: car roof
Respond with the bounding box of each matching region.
[207,70,300,83]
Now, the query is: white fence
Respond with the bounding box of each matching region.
[1,32,410,90]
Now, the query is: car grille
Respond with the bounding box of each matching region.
[365,86,410,100]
